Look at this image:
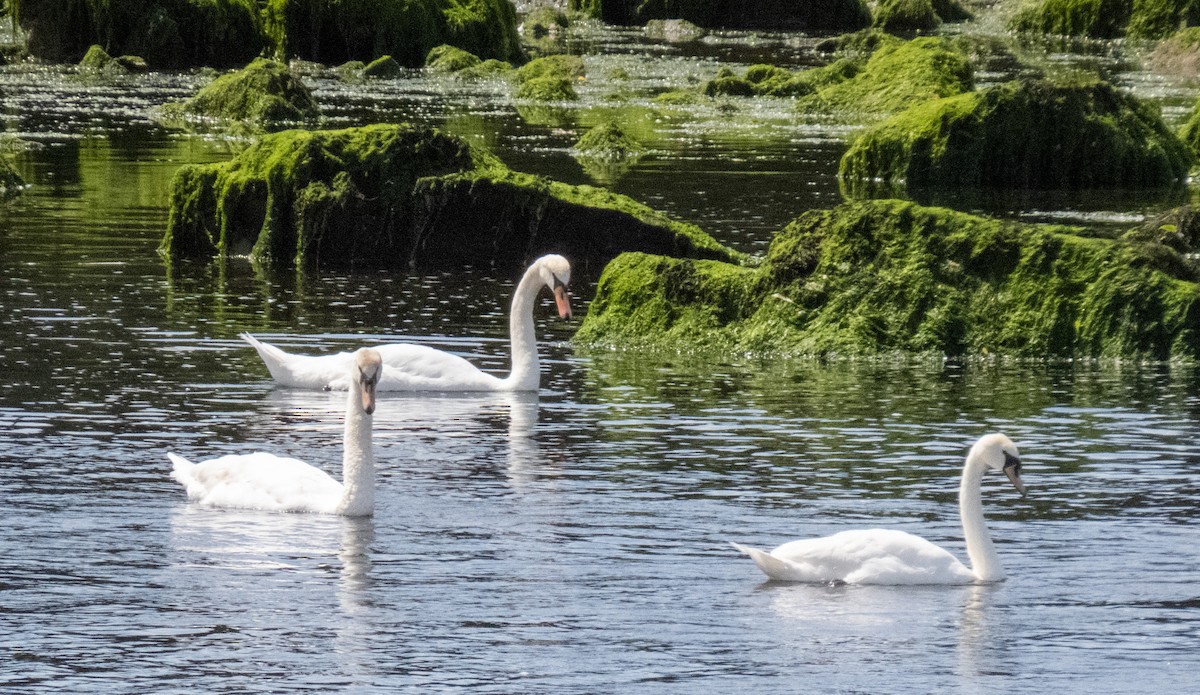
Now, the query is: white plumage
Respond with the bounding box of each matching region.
[168,348,383,516]
[241,254,572,392]
[732,433,1027,585]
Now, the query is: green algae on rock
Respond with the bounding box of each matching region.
[514,54,584,100]
[703,59,861,98]
[1148,26,1200,73]
[0,153,24,197]
[14,0,265,67]
[362,55,402,79]
[573,121,644,161]
[575,199,1200,360]
[840,78,1193,193]
[163,123,739,270]
[799,36,972,115]
[1179,96,1200,158]
[426,44,482,73]
[577,0,871,31]
[644,19,706,43]
[873,0,942,32]
[1009,0,1198,39]
[164,58,319,129]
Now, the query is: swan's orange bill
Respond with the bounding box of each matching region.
[553,284,572,319]
[360,380,377,415]
[1005,465,1026,497]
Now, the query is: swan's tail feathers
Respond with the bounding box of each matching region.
[168,452,199,496]
[240,333,294,383]
[730,542,804,581]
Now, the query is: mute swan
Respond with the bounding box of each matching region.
[732,433,1026,585]
[241,254,572,392]
[168,348,382,516]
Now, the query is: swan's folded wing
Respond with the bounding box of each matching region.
[771,529,973,585]
[184,452,343,513]
[369,343,503,391]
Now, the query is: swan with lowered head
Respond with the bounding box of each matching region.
[241,254,572,392]
[168,348,382,516]
[732,433,1026,584]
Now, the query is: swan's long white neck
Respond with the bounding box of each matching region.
[503,262,545,390]
[960,452,1002,582]
[337,386,375,516]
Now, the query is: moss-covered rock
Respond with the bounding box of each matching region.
[575,199,1200,360]
[1009,0,1199,39]
[1179,96,1200,157]
[362,55,402,78]
[581,0,872,31]
[0,153,24,197]
[840,78,1192,193]
[163,123,740,270]
[573,121,644,161]
[517,53,585,82]
[79,44,121,71]
[703,60,861,98]
[426,44,482,73]
[799,36,973,115]
[167,58,319,129]
[516,76,578,100]
[16,0,265,67]
[522,7,569,39]
[873,0,942,32]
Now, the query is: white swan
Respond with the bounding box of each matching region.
[241,254,572,392]
[732,433,1026,585]
[168,348,382,516]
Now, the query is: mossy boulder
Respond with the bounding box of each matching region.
[362,55,402,78]
[703,60,861,98]
[1179,96,1200,157]
[0,155,24,197]
[168,58,319,129]
[577,0,871,31]
[873,0,942,32]
[162,123,740,270]
[522,7,569,39]
[575,199,1200,360]
[516,76,578,101]
[1009,0,1200,40]
[264,0,524,68]
[799,36,973,115]
[840,78,1192,193]
[514,54,584,100]
[16,0,265,67]
[426,44,482,73]
[644,19,707,42]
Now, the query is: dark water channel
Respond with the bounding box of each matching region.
[1,20,1199,694]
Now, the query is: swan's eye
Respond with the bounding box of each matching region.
[1003,451,1021,471]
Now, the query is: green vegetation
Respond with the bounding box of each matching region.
[703,60,860,98]
[0,151,23,197]
[573,121,644,160]
[1009,0,1199,39]
[644,19,706,42]
[873,0,942,32]
[13,0,265,67]
[1148,25,1200,73]
[522,6,568,39]
[163,58,319,129]
[1179,96,1200,157]
[426,44,482,73]
[799,36,973,115]
[362,55,402,79]
[840,78,1192,192]
[576,199,1200,360]
[514,54,584,100]
[163,123,740,269]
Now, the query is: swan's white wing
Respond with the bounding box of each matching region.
[737,529,975,585]
[169,451,343,514]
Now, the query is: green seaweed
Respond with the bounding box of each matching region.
[573,121,644,160]
[426,43,482,72]
[162,123,739,270]
[1008,0,1131,39]
[576,199,1200,360]
[798,36,973,115]
[839,78,1193,192]
[515,75,578,101]
[873,0,942,33]
[168,57,320,129]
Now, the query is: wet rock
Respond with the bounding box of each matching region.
[515,54,584,100]
[78,44,126,73]
[570,0,871,31]
[703,60,860,98]
[266,0,525,68]
[839,78,1192,192]
[1009,0,1199,40]
[522,7,569,39]
[162,123,739,271]
[644,19,707,43]
[575,199,1200,360]
[799,36,972,115]
[163,58,319,130]
[16,0,264,67]
[573,121,644,161]
[362,55,402,79]
[1148,26,1200,73]
[426,44,482,73]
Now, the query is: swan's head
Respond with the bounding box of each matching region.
[535,254,572,319]
[971,433,1025,497]
[352,348,383,415]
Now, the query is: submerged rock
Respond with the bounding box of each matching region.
[573,122,644,161]
[164,58,319,129]
[839,78,1192,192]
[572,0,871,31]
[575,199,1200,360]
[17,0,264,67]
[515,54,584,100]
[162,123,738,270]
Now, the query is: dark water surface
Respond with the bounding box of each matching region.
[2,22,1200,694]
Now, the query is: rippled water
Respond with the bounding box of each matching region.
[3,22,1200,694]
